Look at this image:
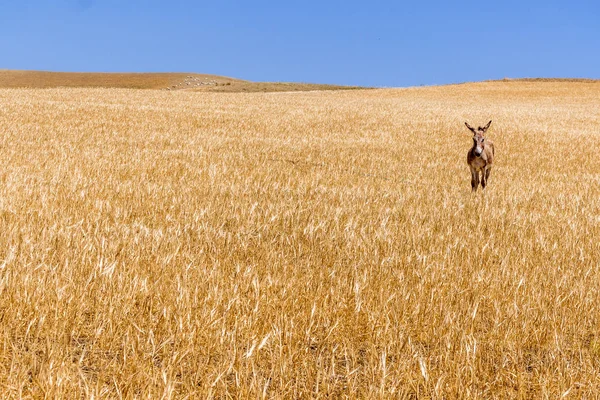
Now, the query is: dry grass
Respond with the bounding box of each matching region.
[198,82,367,93]
[0,70,242,90]
[0,70,365,93]
[0,80,599,398]
[492,77,600,83]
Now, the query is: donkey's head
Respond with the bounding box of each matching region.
[465,120,492,157]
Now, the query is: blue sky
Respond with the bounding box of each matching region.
[0,0,599,86]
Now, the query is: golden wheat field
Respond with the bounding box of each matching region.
[0,80,599,398]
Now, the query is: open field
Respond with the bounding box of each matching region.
[193,82,367,93]
[0,81,599,398]
[0,70,364,92]
[0,70,243,90]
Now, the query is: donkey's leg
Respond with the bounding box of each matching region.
[481,168,487,189]
[481,167,492,189]
[485,167,491,183]
[471,168,479,192]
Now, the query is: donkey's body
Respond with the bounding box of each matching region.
[465,121,494,192]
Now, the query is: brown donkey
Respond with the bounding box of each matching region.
[465,120,495,192]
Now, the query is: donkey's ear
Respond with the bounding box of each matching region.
[465,122,476,133]
[481,120,492,132]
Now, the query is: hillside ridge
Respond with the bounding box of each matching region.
[0,70,366,92]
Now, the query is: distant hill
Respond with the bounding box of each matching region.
[491,77,600,83]
[0,70,366,92]
[195,81,367,93]
[0,70,241,90]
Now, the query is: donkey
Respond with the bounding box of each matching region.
[465,120,494,192]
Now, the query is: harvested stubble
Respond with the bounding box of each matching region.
[0,81,599,398]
